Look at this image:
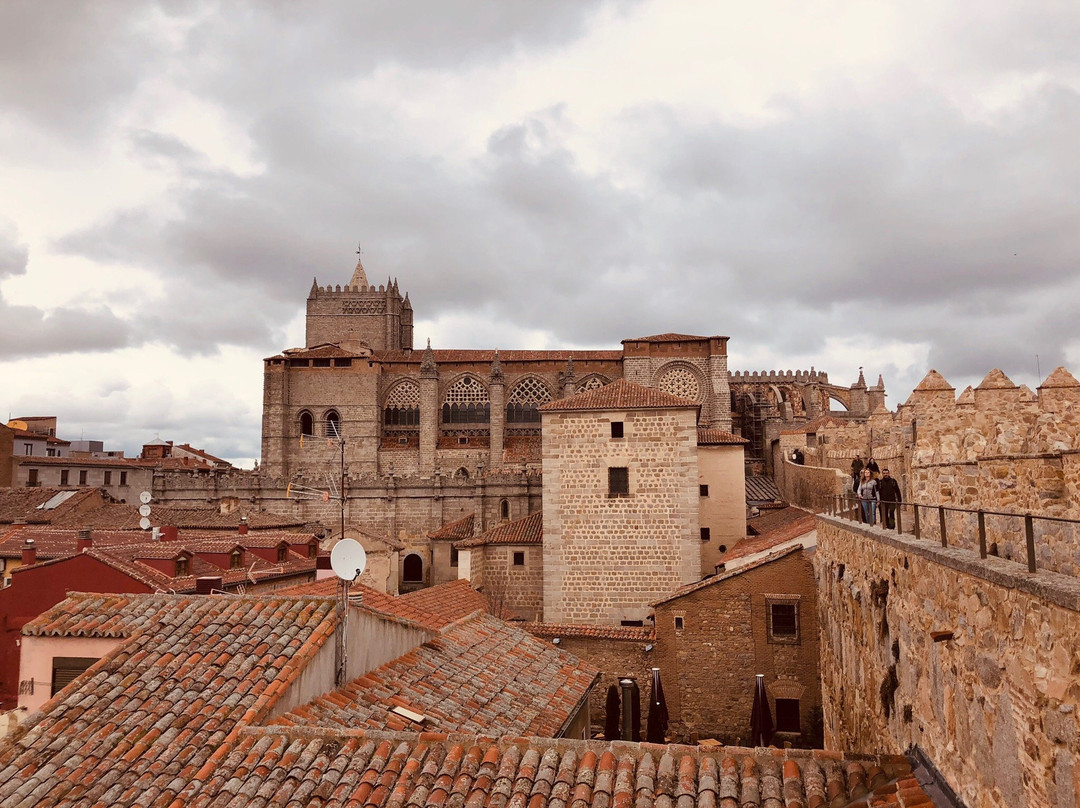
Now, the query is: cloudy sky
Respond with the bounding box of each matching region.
[2,1,1078,466]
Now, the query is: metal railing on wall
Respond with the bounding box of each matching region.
[819,493,1080,577]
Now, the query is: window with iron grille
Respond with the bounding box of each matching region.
[767,597,800,643]
[608,467,629,498]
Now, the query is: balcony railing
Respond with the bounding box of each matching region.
[822,493,1080,578]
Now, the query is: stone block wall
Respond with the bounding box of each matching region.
[542,407,700,624]
[479,544,543,621]
[817,515,1080,808]
[653,549,821,746]
[776,457,850,512]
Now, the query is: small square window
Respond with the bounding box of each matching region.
[700,527,711,542]
[699,484,709,497]
[458,437,469,445]
[78,470,88,486]
[775,698,801,733]
[768,600,800,643]
[674,616,685,631]
[450,547,459,568]
[611,421,624,439]
[23,444,32,456]
[512,551,525,566]
[608,467,629,498]
[620,620,644,627]
[398,437,408,445]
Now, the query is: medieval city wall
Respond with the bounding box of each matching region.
[775,456,850,511]
[817,515,1080,808]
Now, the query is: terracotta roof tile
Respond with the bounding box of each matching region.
[652,546,809,605]
[375,349,624,364]
[185,728,932,808]
[270,612,598,737]
[428,513,475,541]
[723,515,817,565]
[0,593,339,806]
[454,511,542,548]
[623,333,714,342]
[0,526,148,559]
[697,428,748,445]
[526,623,655,642]
[539,379,698,412]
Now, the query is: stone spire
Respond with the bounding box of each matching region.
[490,350,504,383]
[420,338,438,378]
[309,276,319,297]
[349,244,369,289]
[854,367,867,388]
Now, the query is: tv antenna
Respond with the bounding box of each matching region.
[330,538,366,686]
[287,416,347,546]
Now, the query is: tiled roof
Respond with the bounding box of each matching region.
[0,593,339,807]
[271,612,598,737]
[454,511,542,548]
[174,443,231,465]
[624,332,713,342]
[652,546,807,605]
[539,379,699,412]
[184,728,932,808]
[745,475,783,503]
[15,455,142,467]
[428,512,475,540]
[0,486,104,524]
[278,343,368,359]
[397,579,489,626]
[527,622,655,642]
[276,579,489,632]
[722,516,818,565]
[375,349,624,363]
[0,526,148,559]
[697,428,748,445]
[747,505,814,535]
[47,502,308,530]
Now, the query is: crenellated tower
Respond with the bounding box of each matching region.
[305,252,413,350]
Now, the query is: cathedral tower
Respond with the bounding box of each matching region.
[305,251,413,350]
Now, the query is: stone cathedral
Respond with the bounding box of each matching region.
[258,254,882,590]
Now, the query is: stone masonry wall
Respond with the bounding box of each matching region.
[817,515,1080,808]
[547,636,655,734]
[480,544,544,621]
[775,456,850,512]
[542,407,700,624]
[653,549,821,746]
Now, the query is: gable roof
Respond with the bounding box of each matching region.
[745,475,783,504]
[454,510,542,548]
[0,593,339,806]
[625,333,713,342]
[697,428,748,446]
[539,379,699,413]
[271,612,599,737]
[652,546,808,606]
[723,514,818,566]
[427,512,475,540]
[180,727,932,808]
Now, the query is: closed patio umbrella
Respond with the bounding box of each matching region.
[646,667,670,743]
[605,684,621,740]
[750,673,773,747]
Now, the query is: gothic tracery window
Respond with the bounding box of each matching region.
[384,381,420,427]
[576,376,608,393]
[442,376,490,424]
[506,377,551,423]
[658,366,701,401]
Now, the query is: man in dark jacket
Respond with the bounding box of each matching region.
[878,468,902,529]
[851,454,864,491]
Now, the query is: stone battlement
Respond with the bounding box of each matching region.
[729,369,828,383]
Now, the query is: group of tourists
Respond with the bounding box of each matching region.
[850,454,902,528]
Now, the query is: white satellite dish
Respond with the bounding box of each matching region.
[330,539,366,581]
[139,491,152,504]
[138,504,152,517]
[139,516,152,530]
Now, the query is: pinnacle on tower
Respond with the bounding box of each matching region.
[309,276,319,296]
[420,338,438,378]
[349,244,369,289]
[490,350,505,383]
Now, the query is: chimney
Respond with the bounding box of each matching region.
[77,529,93,551]
[620,678,634,742]
[238,517,249,536]
[315,554,333,580]
[160,525,179,542]
[13,518,26,526]
[196,576,223,595]
[22,539,37,566]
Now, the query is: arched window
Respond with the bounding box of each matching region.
[230,549,244,569]
[299,410,314,437]
[576,376,609,393]
[506,377,551,423]
[384,382,420,427]
[175,556,189,577]
[324,410,341,438]
[500,499,510,520]
[403,553,423,583]
[442,376,490,424]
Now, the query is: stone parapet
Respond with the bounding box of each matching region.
[817,514,1080,808]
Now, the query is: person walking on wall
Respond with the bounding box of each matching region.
[857,468,879,525]
[851,454,864,490]
[878,468,901,529]
[866,456,880,479]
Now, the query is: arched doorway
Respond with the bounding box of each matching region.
[403,553,424,584]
